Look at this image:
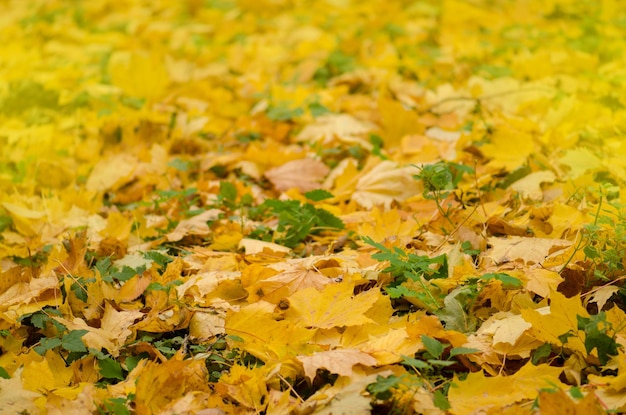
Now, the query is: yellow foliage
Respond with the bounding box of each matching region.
[2,0,626,413]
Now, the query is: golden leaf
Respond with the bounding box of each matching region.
[265,158,330,193]
[521,290,588,356]
[448,361,566,414]
[284,281,378,329]
[351,160,420,209]
[297,349,376,381]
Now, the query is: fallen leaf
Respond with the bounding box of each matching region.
[351,160,420,209]
[284,280,378,329]
[521,290,588,356]
[448,361,567,414]
[166,209,222,242]
[265,158,330,192]
[297,349,377,381]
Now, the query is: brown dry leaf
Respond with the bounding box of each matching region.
[297,349,377,381]
[265,158,330,192]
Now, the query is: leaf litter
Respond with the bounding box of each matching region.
[1,0,626,414]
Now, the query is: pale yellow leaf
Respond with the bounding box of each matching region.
[484,236,571,265]
[352,160,420,209]
[166,209,222,242]
[265,158,329,192]
[238,238,291,255]
[86,153,138,192]
[297,349,376,381]
[0,368,41,414]
[559,147,602,179]
[296,114,373,148]
[509,170,556,200]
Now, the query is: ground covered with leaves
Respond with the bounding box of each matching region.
[3,0,626,414]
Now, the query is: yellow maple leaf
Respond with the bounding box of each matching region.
[521,290,588,356]
[134,359,209,415]
[480,123,535,171]
[284,280,379,329]
[378,97,422,148]
[0,368,41,414]
[357,207,421,246]
[216,364,270,412]
[225,301,318,361]
[351,160,420,209]
[448,361,566,414]
[108,51,169,101]
[297,349,377,381]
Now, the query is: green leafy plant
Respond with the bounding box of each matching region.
[249,191,344,248]
[414,161,474,226]
[363,236,447,312]
[367,336,477,413]
[577,312,621,365]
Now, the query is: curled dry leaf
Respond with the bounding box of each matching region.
[297,349,377,381]
[166,209,222,242]
[296,114,374,148]
[351,160,420,209]
[265,158,330,192]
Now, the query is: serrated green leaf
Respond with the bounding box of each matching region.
[481,272,523,289]
[35,337,62,355]
[99,357,124,380]
[304,189,334,201]
[62,330,88,352]
[421,335,445,359]
[433,389,451,410]
[449,347,479,358]
[400,355,431,369]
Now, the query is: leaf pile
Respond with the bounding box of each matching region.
[3,0,626,414]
